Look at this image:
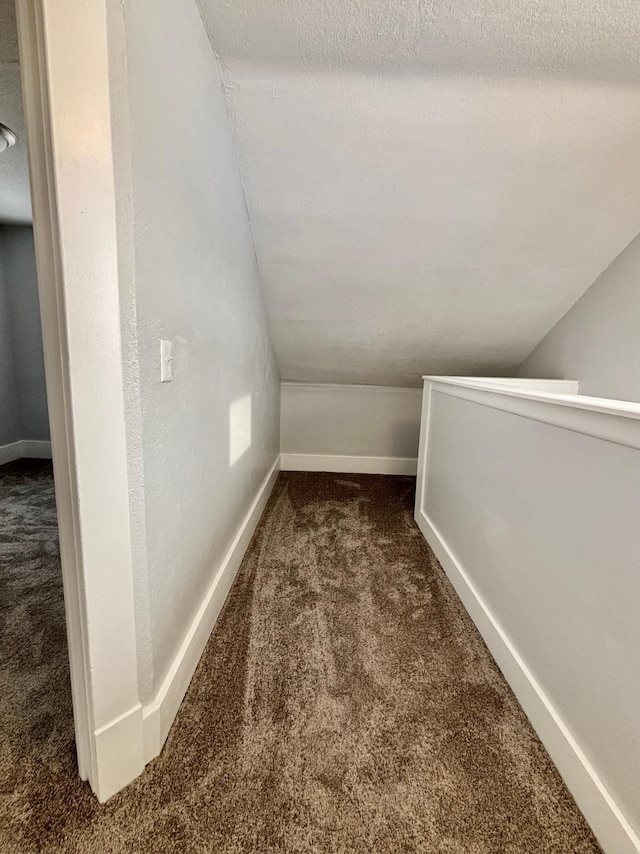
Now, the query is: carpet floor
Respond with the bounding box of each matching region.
[0,463,601,854]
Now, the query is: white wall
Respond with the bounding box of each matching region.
[117,0,280,701]
[519,231,640,403]
[0,225,49,448]
[281,382,421,472]
[415,379,640,853]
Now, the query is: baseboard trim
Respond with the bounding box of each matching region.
[142,456,281,765]
[92,702,145,803]
[0,441,23,465]
[280,453,417,476]
[416,508,640,854]
[0,439,52,465]
[20,439,52,458]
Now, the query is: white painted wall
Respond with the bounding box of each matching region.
[519,231,640,403]
[0,226,49,440]
[281,383,421,468]
[415,379,640,854]
[280,380,576,474]
[116,0,280,701]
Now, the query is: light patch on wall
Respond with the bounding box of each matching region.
[229,394,252,464]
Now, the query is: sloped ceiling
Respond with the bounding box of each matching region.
[0,0,31,224]
[198,0,640,386]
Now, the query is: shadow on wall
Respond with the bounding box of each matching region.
[0,225,50,453]
[390,417,420,460]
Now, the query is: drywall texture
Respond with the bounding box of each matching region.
[0,240,20,445]
[118,0,280,701]
[0,227,49,439]
[519,231,640,403]
[0,0,31,223]
[198,0,640,387]
[281,383,421,459]
[422,390,640,843]
[0,226,49,444]
[199,0,640,82]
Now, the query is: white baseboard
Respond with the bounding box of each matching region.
[92,703,145,803]
[0,442,23,466]
[142,456,281,765]
[281,453,417,476]
[0,439,52,465]
[20,439,52,458]
[416,509,640,854]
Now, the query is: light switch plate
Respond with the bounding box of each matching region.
[160,339,173,382]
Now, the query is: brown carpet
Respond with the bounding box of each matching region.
[0,464,601,854]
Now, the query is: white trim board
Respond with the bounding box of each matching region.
[423,380,640,451]
[0,439,52,466]
[142,456,280,765]
[93,701,144,802]
[423,376,580,394]
[415,508,640,854]
[280,453,417,476]
[18,0,147,800]
[281,381,422,393]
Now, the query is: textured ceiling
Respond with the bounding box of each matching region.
[0,0,30,224]
[202,0,640,84]
[199,0,640,385]
[3,0,640,382]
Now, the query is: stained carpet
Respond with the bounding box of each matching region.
[0,464,600,853]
